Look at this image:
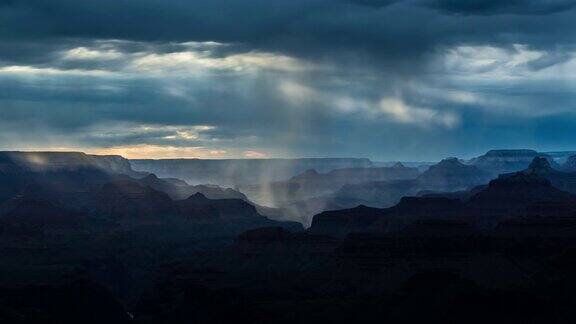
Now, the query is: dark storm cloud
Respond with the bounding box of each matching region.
[345,0,400,8]
[1,0,575,69]
[0,0,328,43]
[1,0,576,159]
[428,0,576,16]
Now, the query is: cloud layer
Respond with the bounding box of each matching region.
[1,0,576,160]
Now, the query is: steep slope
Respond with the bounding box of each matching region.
[469,149,556,175]
[0,152,255,220]
[310,205,386,236]
[507,157,576,194]
[309,196,466,237]
[0,151,147,205]
[417,158,492,192]
[332,158,492,209]
[467,172,576,229]
[0,151,142,177]
[334,179,418,208]
[93,180,175,219]
[138,174,247,201]
[0,167,127,206]
[310,171,576,237]
[562,155,576,172]
[175,192,265,220]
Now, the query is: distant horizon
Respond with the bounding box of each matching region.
[3,147,576,163]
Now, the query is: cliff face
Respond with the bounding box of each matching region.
[545,151,576,162]
[94,180,176,218]
[469,149,556,175]
[310,205,385,236]
[501,157,576,194]
[310,169,576,237]
[0,152,252,211]
[0,151,142,177]
[562,155,576,172]
[332,158,492,209]
[129,158,373,187]
[417,158,492,192]
[467,172,576,229]
[0,151,304,235]
[0,175,303,237]
[92,180,266,222]
[335,179,418,209]
[138,174,248,201]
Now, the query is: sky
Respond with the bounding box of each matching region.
[1,0,576,161]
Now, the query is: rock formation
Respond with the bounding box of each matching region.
[469,149,556,175]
